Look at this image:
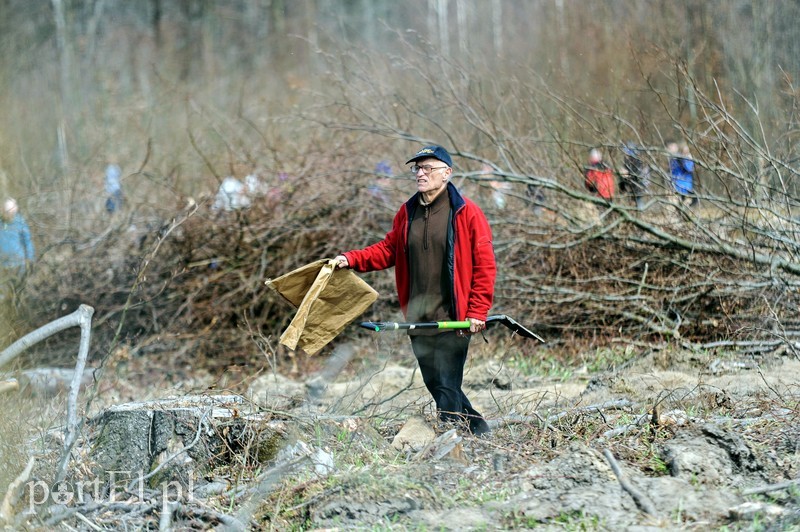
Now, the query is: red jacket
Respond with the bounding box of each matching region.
[584,163,615,200]
[344,183,496,321]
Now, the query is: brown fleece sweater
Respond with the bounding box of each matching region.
[407,188,452,334]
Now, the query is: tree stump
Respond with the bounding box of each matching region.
[86,395,285,493]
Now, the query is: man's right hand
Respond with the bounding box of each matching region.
[334,255,349,269]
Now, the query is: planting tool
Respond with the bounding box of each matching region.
[359,314,544,342]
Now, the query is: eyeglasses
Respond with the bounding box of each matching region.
[410,164,448,175]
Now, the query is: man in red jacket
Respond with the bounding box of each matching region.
[334,145,496,436]
[584,148,615,202]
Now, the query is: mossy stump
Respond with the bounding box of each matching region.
[87,395,285,493]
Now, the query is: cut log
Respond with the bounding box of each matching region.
[0,379,18,394]
[87,395,286,494]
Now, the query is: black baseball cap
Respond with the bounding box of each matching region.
[405,145,453,168]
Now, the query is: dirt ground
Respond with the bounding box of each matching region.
[42,333,797,531]
[271,348,798,530]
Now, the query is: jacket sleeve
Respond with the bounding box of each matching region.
[465,207,496,321]
[343,207,403,272]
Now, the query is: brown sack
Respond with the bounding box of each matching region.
[265,259,378,355]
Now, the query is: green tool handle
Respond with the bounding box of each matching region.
[359,320,470,332]
[437,321,471,329]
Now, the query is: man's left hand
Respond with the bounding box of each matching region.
[468,318,485,334]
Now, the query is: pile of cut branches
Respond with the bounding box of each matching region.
[13,173,799,373]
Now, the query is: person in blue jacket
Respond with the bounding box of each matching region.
[667,142,698,207]
[0,198,35,276]
[104,164,124,214]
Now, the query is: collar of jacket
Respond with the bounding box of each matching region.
[405,182,465,221]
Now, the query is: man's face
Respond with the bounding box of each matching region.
[1,202,15,222]
[413,157,450,197]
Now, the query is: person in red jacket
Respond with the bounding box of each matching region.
[584,148,615,202]
[334,145,496,437]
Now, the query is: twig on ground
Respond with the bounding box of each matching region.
[547,399,634,423]
[159,500,174,531]
[487,398,635,430]
[486,413,537,430]
[599,414,650,441]
[603,448,659,517]
[741,478,800,496]
[757,365,786,402]
[351,369,422,416]
[220,455,311,532]
[169,502,243,528]
[44,501,158,528]
[710,407,793,427]
[0,455,35,525]
[74,512,102,531]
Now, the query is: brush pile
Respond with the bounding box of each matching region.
[10,169,800,370]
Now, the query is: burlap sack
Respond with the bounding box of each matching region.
[265,259,378,355]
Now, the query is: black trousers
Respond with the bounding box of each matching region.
[409,332,489,435]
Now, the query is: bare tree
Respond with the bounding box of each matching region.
[51,0,70,171]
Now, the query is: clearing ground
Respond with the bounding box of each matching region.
[6,330,796,531]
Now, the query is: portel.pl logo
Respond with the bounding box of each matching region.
[26,471,194,511]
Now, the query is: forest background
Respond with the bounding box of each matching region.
[2,0,799,354]
[0,1,800,528]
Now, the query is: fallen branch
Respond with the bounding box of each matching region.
[0,304,94,369]
[166,502,242,529]
[0,304,96,485]
[710,408,793,427]
[0,455,35,525]
[546,399,634,423]
[351,363,422,415]
[487,399,634,430]
[0,379,18,394]
[44,501,158,528]
[603,449,658,517]
[159,500,174,531]
[599,414,650,441]
[56,305,96,485]
[75,512,102,531]
[220,456,310,532]
[741,478,800,496]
